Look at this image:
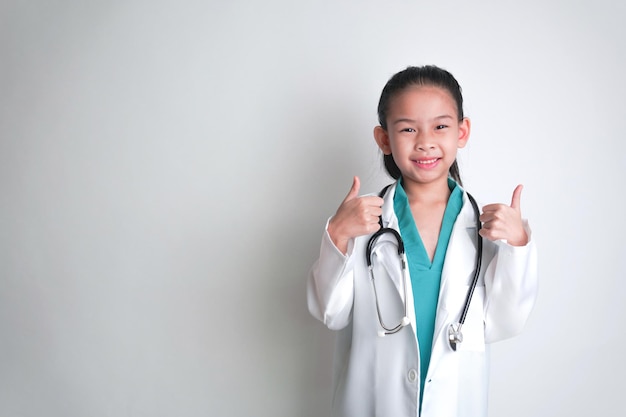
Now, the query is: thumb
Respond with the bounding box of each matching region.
[510,184,523,211]
[343,176,360,202]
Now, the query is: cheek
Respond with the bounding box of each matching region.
[389,142,406,156]
[389,136,409,151]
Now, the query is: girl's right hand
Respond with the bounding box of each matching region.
[327,176,384,255]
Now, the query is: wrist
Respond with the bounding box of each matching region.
[327,219,349,254]
[508,230,529,247]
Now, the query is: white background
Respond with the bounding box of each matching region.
[1,1,624,416]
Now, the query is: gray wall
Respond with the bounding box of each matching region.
[1,1,624,416]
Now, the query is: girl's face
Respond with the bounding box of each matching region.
[374,85,470,190]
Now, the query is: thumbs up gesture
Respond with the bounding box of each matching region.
[479,185,529,246]
[328,176,384,254]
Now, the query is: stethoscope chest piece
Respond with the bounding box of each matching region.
[448,323,463,351]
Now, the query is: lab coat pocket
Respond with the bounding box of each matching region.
[445,285,486,352]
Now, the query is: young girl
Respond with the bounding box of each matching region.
[307,65,538,417]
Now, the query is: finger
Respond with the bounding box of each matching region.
[361,195,385,208]
[479,220,507,237]
[510,184,523,212]
[479,211,495,223]
[343,176,360,203]
[369,204,383,218]
[479,228,501,242]
[481,203,506,214]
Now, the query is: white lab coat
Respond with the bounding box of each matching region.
[307,182,538,417]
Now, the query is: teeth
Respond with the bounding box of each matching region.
[418,158,438,164]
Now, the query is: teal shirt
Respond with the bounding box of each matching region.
[393,178,463,409]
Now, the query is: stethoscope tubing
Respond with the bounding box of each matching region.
[367,184,483,345]
[457,193,483,327]
[367,226,409,334]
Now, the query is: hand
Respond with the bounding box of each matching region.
[328,176,384,254]
[479,184,528,246]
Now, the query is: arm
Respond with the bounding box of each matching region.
[307,224,357,330]
[479,185,538,342]
[307,176,383,330]
[483,221,538,343]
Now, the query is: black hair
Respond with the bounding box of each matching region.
[377,65,465,185]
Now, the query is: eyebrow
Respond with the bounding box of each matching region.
[392,115,455,125]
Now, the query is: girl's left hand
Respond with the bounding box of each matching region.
[479,185,528,247]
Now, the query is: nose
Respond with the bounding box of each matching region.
[416,143,435,151]
[415,132,435,151]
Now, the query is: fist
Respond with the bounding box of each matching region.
[479,184,528,246]
[328,176,384,254]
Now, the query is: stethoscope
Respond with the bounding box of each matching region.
[365,185,483,351]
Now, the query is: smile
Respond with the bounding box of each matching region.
[412,157,441,168]
[416,158,439,165]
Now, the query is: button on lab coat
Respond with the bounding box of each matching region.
[307,183,538,417]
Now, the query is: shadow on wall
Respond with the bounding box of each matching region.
[254,92,372,416]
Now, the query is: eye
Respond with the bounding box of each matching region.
[435,125,448,130]
[400,127,416,133]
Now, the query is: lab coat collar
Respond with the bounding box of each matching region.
[379,179,473,230]
[379,181,398,229]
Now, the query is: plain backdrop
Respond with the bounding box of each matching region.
[1,1,625,416]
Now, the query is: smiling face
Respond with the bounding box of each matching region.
[374,85,470,192]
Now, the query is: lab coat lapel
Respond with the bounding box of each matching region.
[431,192,479,362]
[375,182,404,296]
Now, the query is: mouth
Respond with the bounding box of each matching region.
[413,157,441,168]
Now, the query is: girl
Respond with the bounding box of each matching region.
[307,65,538,417]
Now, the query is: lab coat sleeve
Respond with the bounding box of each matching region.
[483,219,538,343]
[307,218,357,330]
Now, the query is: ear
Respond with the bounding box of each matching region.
[457,117,471,149]
[373,126,392,155]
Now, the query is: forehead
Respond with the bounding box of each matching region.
[388,85,458,118]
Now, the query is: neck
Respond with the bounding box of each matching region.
[402,177,451,204]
